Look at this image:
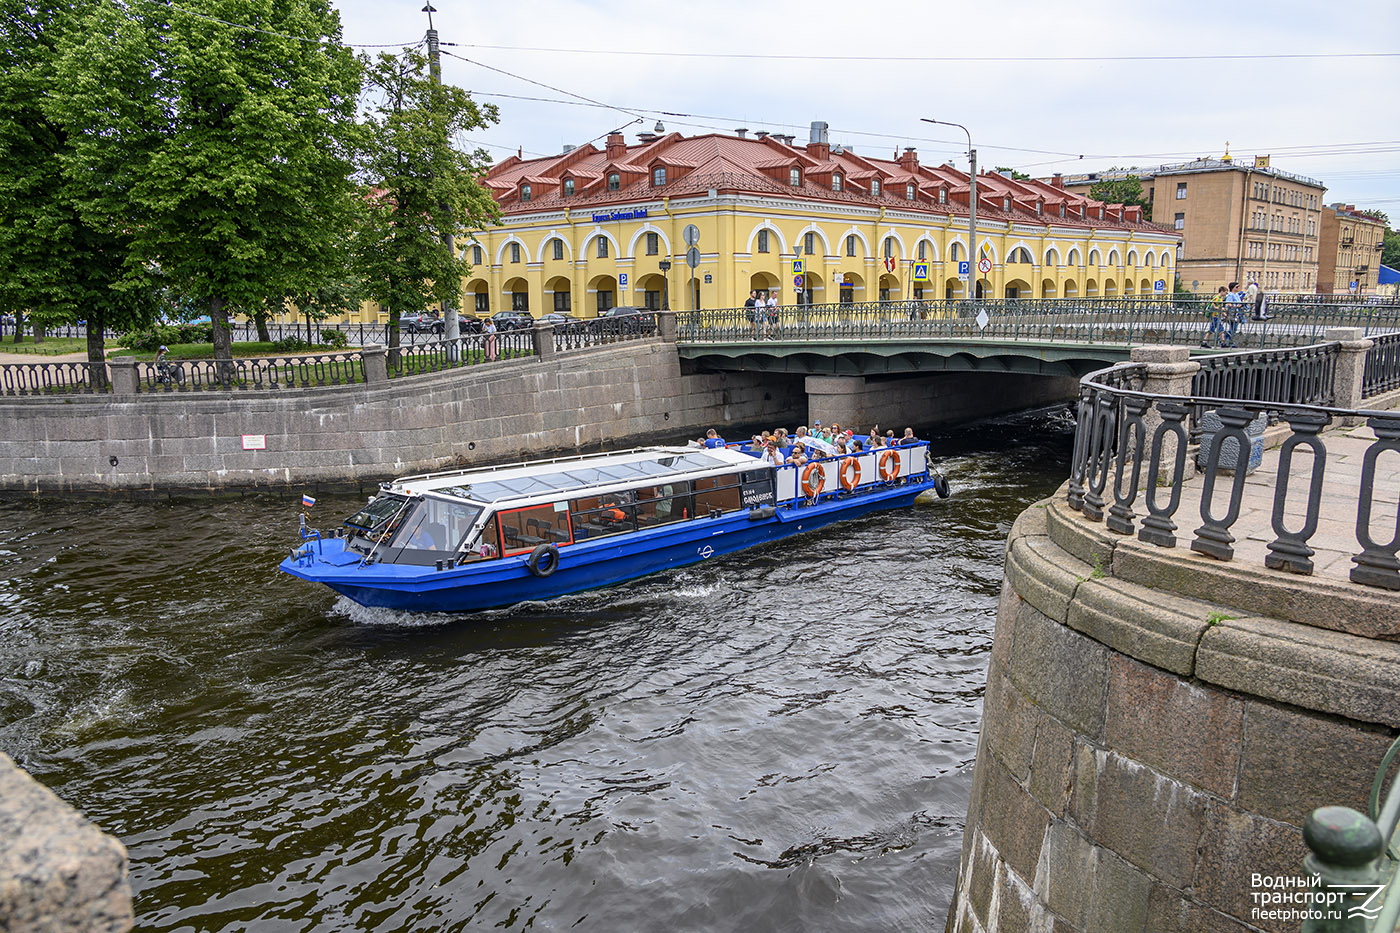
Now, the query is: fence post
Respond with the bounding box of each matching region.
[656,309,677,343]
[532,322,555,360]
[1130,345,1199,478]
[1300,806,1383,933]
[1326,327,1372,425]
[109,356,139,396]
[361,344,387,384]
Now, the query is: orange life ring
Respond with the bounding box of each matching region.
[878,450,900,482]
[839,456,861,491]
[801,463,827,497]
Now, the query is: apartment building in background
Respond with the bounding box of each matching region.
[1055,152,1327,295]
[1316,204,1387,296]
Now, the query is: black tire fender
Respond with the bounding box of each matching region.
[527,543,560,577]
[934,474,951,499]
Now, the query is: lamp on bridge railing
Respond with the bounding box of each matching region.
[922,118,976,303]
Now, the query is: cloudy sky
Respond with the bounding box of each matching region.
[333,0,1400,217]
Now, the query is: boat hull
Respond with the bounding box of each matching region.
[281,479,931,614]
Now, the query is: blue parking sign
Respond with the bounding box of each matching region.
[1153,279,1165,292]
[619,273,628,287]
[958,261,970,276]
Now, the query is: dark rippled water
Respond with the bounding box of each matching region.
[0,408,1073,932]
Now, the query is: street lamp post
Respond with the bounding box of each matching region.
[922,118,976,302]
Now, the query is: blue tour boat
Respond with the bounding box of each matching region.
[280,442,949,613]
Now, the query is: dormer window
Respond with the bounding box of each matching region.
[832,174,842,192]
[790,167,801,187]
[1035,201,1042,215]
[1003,198,1010,212]
[652,166,666,186]
[1059,204,1065,217]
[521,184,531,202]
[938,188,946,205]
[871,179,881,197]
[607,173,620,191]
[563,179,575,196]
[905,183,915,200]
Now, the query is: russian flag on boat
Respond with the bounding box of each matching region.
[302,494,316,510]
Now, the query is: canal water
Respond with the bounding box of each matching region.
[0,408,1073,933]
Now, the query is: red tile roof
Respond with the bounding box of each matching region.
[483,131,1178,235]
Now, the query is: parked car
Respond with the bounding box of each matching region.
[402,311,444,335]
[538,312,585,334]
[490,310,535,331]
[590,306,657,335]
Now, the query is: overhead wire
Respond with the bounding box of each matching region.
[123,0,425,48]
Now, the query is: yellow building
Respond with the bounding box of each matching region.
[462,123,1181,318]
[1317,203,1387,296]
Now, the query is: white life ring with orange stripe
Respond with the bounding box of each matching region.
[878,450,901,482]
[801,463,827,498]
[839,456,861,491]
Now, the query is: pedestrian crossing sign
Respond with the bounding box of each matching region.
[792,260,804,276]
[913,262,930,282]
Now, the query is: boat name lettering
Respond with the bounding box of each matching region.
[741,484,775,508]
[591,208,648,223]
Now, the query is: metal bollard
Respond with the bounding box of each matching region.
[1301,806,1385,932]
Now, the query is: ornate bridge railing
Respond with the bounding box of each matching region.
[1066,335,1400,592]
[678,298,1400,348]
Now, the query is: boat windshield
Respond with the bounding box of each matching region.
[388,497,485,554]
[344,494,409,533]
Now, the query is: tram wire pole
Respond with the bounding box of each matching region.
[922,118,976,304]
[424,4,460,357]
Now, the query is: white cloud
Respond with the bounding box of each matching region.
[336,0,1400,216]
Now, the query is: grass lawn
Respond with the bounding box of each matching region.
[1,337,121,356]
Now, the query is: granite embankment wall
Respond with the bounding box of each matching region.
[0,340,807,495]
[0,752,133,931]
[946,496,1400,933]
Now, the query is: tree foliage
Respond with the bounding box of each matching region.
[52,0,364,363]
[1383,228,1400,271]
[993,166,1030,181]
[1357,208,1390,225]
[352,49,499,351]
[0,0,157,366]
[1088,175,1152,221]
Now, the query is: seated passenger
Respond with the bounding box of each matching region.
[761,440,783,466]
[852,439,865,452]
[886,429,896,444]
[787,442,809,466]
[834,436,848,454]
[703,428,726,449]
[901,427,918,445]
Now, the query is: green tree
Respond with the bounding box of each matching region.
[55,0,364,366]
[1357,209,1390,225]
[1383,228,1400,270]
[1088,174,1152,221]
[994,166,1031,181]
[352,49,498,354]
[0,1,157,369]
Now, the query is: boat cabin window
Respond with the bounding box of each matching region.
[571,491,637,540]
[460,513,501,561]
[391,498,483,554]
[498,502,573,555]
[634,482,691,527]
[693,472,745,514]
[344,494,410,541]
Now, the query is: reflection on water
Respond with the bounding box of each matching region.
[0,408,1072,932]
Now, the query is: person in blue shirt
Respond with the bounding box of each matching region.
[702,428,726,449]
[1223,281,1244,348]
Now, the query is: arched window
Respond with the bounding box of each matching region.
[652,166,666,186]
[803,231,817,256]
[949,243,961,262]
[563,179,574,196]
[883,237,894,259]
[1067,249,1080,266]
[1044,248,1059,266]
[1088,249,1101,266]
[552,238,564,261]
[1108,249,1120,266]
[1144,252,1154,267]
[510,242,521,263]
[790,167,801,187]
[871,179,881,197]
[1009,247,1033,264]
[917,241,928,260]
[846,235,857,257]
[520,184,531,202]
[757,229,770,253]
[832,173,842,192]
[905,183,916,200]
[646,232,659,255]
[607,173,620,191]
[471,245,483,265]
[1127,250,1138,266]
[596,237,609,259]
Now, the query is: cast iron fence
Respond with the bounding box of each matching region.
[1067,338,1400,591]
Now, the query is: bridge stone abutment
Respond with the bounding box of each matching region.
[946,495,1400,933]
[804,372,1078,431]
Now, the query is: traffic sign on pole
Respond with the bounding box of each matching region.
[683,224,701,247]
[793,275,804,288]
[958,261,970,276]
[685,247,700,268]
[978,257,992,275]
[1153,279,1166,293]
[792,259,804,276]
[913,262,930,282]
[619,273,628,287]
